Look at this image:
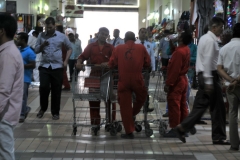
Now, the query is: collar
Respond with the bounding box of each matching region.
[0,40,15,53]
[45,30,57,36]
[125,40,135,45]
[207,31,218,41]
[92,40,111,47]
[231,38,240,42]
[20,46,31,51]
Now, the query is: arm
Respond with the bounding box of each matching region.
[150,44,155,71]
[25,50,36,69]
[63,36,72,67]
[108,48,118,68]
[143,47,151,68]
[35,33,48,54]
[76,44,92,70]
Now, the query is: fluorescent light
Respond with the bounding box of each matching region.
[44,4,49,11]
[164,7,170,15]
[142,19,146,23]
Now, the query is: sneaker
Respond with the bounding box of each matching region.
[37,110,45,118]
[52,115,59,120]
[162,112,169,117]
[19,115,25,123]
[121,133,134,139]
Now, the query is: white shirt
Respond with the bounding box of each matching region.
[110,37,124,47]
[217,38,240,79]
[135,39,155,71]
[196,31,220,84]
[27,35,37,49]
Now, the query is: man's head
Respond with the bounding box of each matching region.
[75,33,79,39]
[68,33,75,42]
[45,17,55,35]
[178,31,192,46]
[113,29,120,38]
[16,32,28,47]
[98,27,109,43]
[209,17,225,37]
[124,31,136,42]
[56,25,64,33]
[148,36,153,42]
[138,28,147,41]
[220,28,233,45]
[90,35,92,38]
[0,14,17,45]
[94,33,98,38]
[32,31,39,38]
[232,23,240,38]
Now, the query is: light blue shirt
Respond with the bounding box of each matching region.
[35,31,72,69]
[159,37,170,59]
[70,39,82,59]
[135,39,155,71]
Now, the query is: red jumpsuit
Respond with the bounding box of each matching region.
[166,45,190,128]
[108,40,151,134]
[62,45,71,89]
[78,41,116,125]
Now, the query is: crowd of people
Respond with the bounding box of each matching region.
[1,13,240,159]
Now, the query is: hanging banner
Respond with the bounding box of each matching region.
[65,5,84,18]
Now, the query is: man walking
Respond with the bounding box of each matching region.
[110,29,124,47]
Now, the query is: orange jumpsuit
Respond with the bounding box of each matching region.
[166,45,190,128]
[78,41,116,125]
[108,40,151,134]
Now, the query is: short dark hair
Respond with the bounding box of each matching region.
[0,14,17,39]
[139,28,146,33]
[114,29,120,33]
[232,23,240,38]
[56,25,64,33]
[203,25,209,34]
[17,32,29,43]
[124,31,136,41]
[45,17,55,25]
[98,27,109,34]
[221,28,233,45]
[180,31,192,45]
[68,33,74,37]
[32,31,39,37]
[209,17,225,29]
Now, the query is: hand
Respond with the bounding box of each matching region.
[204,84,214,96]
[101,62,109,68]
[164,85,169,93]
[227,80,238,92]
[151,71,155,78]
[76,63,84,71]
[42,41,49,47]
[63,60,68,68]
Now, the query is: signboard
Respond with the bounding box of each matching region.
[76,0,139,8]
[65,5,84,18]
[6,1,16,13]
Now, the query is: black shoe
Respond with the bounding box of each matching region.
[25,106,31,119]
[230,146,239,151]
[52,115,59,120]
[147,108,154,112]
[163,129,177,138]
[213,140,230,145]
[37,110,45,118]
[162,112,169,117]
[121,133,134,139]
[62,87,71,91]
[174,127,186,143]
[226,121,229,125]
[19,116,25,123]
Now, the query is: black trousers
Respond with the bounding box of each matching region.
[181,71,226,141]
[68,59,76,81]
[39,66,63,115]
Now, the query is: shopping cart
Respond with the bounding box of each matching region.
[101,69,154,137]
[71,65,110,136]
[153,73,196,136]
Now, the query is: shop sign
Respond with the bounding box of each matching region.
[65,5,84,18]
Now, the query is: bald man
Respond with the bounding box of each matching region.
[108,31,151,139]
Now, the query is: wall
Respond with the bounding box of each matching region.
[139,0,147,29]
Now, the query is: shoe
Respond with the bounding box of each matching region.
[162,112,169,117]
[19,115,25,123]
[121,133,134,139]
[25,106,31,119]
[213,140,230,145]
[37,110,45,118]
[163,129,177,138]
[174,127,186,143]
[52,115,59,120]
[147,108,154,112]
[230,146,239,151]
[62,87,71,91]
[226,121,229,125]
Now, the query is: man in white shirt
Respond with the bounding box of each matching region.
[110,29,124,47]
[175,17,229,145]
[135,28,155,112]
[217,23,240,151]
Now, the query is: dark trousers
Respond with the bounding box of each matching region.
[39,66,63,115]
[68,59,76,81]
[181,71,226,141]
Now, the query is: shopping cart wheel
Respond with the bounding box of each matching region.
[145,129,153,137]
[116,124,122,132]
[135,124,142,132]
[105,124,111,132]
[110,128,117,136]
[72,127,77,136]
[144,122,150,129]
[159,126,166,135]
[189,127,197,135]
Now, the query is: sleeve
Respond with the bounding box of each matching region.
[217,48,224,65]
[108,47,118,68]
[158,39,163,52]
[143,46,151,68]
[150,44,155,71]
[202,40,216,84]
[166,50,183,86]
[78,44,92,61]
[63,36,72,51]
[35,33,42,53]
[29,50,36,61]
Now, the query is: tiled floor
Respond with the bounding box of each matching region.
[14,75,240,160]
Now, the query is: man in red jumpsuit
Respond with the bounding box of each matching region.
[108,31,151,139]
[163,31,192,137]
[76,27,116,132]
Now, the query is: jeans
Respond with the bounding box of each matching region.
[0,120,15,160]
[21,83,30,116]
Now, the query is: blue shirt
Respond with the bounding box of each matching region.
[20,46,36,83]
[35,31,72,69]
[70,39,82,60]
[159,38,170,59]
